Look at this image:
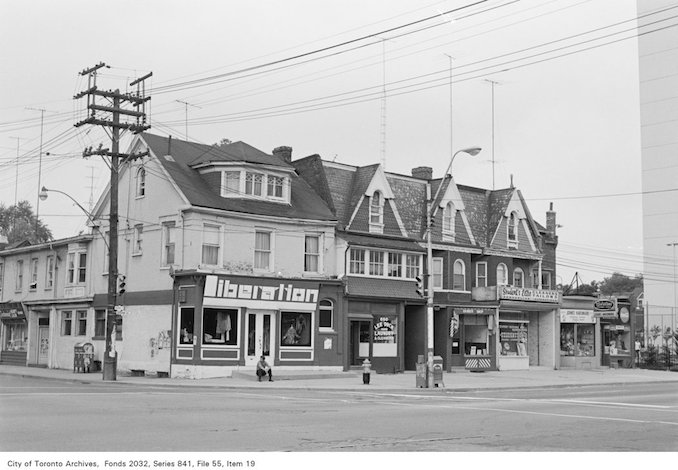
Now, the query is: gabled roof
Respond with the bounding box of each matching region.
[138,133,335,222]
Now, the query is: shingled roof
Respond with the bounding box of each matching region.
[139,133,335,221]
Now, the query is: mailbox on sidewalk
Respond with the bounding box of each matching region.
[73,342,95,373]
[432,355,444,387]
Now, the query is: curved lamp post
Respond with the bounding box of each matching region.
[425,147,481,388]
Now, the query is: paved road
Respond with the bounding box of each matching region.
[1,376,676,452]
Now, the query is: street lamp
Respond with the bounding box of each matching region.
[424,147,481,388]
[40,186,116,380]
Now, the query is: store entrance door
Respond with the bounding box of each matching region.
[350,320,372,366]
[38,326,49,365]
[245,311,275,367]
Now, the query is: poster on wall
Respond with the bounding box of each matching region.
[373,315,397,357]
[499,323,528,356]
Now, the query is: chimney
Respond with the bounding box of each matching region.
[411,166,433,180]
[546,202,556,235]
[272,146,293,163]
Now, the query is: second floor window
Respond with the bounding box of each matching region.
[133,225,143,255]
[369,251,384,276]
[405,254,420,279]
[349,248,365,274]
[432,258,443,289]
[388,253,402,277]
[497,263,508,286]
[162,222,176,266]
[202,225,221,266]
[223,171,240,195]
[45,255,54,289]
[15,260,23,291]
[476,262,487,288]
[30,258,39,289]
[254,231,271,270]
[453,259,466,291]
[304,235,320,272]
[513,268,524,287]
[67,252,87,285]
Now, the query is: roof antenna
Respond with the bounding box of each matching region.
[168,135,172,155]
[510,174,514,188]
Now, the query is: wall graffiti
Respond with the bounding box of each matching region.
[149,330,171,357]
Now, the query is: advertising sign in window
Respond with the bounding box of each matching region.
[499,323,528,356]
[373,315,397,357]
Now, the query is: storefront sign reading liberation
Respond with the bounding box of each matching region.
[203,275,320,309]
[498,286,560,303]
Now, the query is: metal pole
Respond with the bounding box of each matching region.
[103,92,120,381]
[426,183,434,388]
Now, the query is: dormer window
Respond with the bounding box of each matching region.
[369,191,384,233]
[219,168,290,203]
[508,212,518,247]
[267,176,284,198]
[136,167,146,197]
[443,202,455,241]
[245,172,264,196]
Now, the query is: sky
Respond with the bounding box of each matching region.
[0,0,646,287]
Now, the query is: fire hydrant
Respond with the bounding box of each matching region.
[362,358,371,385]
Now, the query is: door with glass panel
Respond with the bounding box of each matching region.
[245,311,275,366]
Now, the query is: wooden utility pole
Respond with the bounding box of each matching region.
[74,62,151,381]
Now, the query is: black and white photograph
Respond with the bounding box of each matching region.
[0,0,676,466]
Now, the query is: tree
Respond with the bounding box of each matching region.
[214,138,233,148]
[598,272,643,296]
[0,200,52,245]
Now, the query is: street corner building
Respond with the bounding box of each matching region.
[5,131,636,378]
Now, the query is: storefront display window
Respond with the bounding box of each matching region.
[605,328,631,355]
[576,324,595,357]
[560,324,575,356]
[179,307,195,345]
[373,315,397,357]
[202,308,238,345]
[4,322,27,351]
[280,312,311,347]
[464,315,489,355]
[500,322,528,356]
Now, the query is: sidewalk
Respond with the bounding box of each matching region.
[1,364,676,392]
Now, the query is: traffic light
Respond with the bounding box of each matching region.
[415,275,425,298]
[118,275,126,295]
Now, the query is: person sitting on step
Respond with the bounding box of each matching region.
[256,355,273,382]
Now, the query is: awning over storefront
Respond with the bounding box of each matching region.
[500,300,559,312]
[346,277,423,301]
[0,302,26,323]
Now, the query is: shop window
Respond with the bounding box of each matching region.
[349,248,365,274]
[304,235,320,273]
[605,328,631,355]
[369,251,384,276]
[61,311,72,336]
[202,308,238,345]
[496,263,508,286]
[94,310,106,338]
[76,310,87,336]
[388,253,402,277]
[280,312,312,347]
[319,299,333,330]
[560,324,575,356]
[179,307,195,345]
[432,258,443,290]
[464,315,489,355]
[5,322,27,351]
[561,324,595,357]
[373,315,397,357]
[476,262,487,288]
[513,268,524,287]
[453,259,465,290]
[254,231,272,271]
[499,322,528,356]
[202,224,221,266]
